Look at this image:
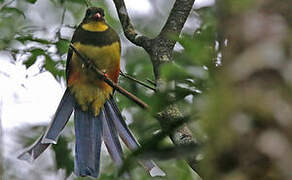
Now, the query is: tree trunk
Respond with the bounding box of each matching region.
[199,0,292,179]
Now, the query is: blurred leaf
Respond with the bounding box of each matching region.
[44,55,64,79]
[52,136,74,177]
[71,0,87,4]
[137,144,199,161]
[98,173,123,180]
[74,176,93,180]
[55,39,69,55]
[176,160,194,180]
[54,0,86,4]
[25,0,37,4]
[24,48,45,68]
[0,7,25,18]
[178,35,214,66]
[16,35,51,44]
[160,63,190,81]
[15,125,45,147]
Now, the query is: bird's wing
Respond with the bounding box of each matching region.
[65,47,73,83]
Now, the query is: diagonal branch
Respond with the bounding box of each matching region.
[157,0,195,50]
[119,71,156,91]
[112,0,151,49]
[69,44,149,109]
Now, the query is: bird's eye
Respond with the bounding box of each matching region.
[86,9,91,17]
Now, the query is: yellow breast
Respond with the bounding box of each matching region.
[68,42,120,116]
[73,42,120,73]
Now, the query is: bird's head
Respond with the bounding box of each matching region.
[84,7,105,22]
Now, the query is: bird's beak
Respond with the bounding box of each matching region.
[93,12,102,20]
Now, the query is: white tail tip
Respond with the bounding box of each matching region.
[18,152,34,163]
[149,165,166,177]
[41,138,57,144]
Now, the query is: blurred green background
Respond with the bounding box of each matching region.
[1,0,291,180]
[0,0,210,179]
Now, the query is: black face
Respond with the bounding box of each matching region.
[84,7,105,21]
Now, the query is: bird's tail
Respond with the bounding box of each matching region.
[74,106,102,178]
[104,97,166,177]
[18,89,165,178]
[18,88,75,162]
[73,103,125,178]
[74,96,165,178]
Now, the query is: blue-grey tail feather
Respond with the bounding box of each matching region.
[17,134,50,162]
[102,106,123,166]
[74,106,102,178]
[106,98,138,149]
[106,97,157,172]
[42,88,75,144]
[18,88,74,162]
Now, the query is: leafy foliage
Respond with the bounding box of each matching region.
[51,136,74,177]
[1,0,218,180]
[0,7,25,18]
[25,0,37,4]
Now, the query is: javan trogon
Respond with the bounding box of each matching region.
[18,7,164,178]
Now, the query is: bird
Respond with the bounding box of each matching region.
[18,7,165,178]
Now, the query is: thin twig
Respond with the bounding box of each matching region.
[0,0,15,10]
[69,44,149,109]
[146,78,157,86]
[119,71,156,91]
[56,8,66,39]
[84,0,92,7]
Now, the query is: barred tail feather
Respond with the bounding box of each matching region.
[106,97,166,177]
[74,106,102,178]
[18,88,75,162]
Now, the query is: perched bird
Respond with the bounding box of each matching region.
[18,7,164,178]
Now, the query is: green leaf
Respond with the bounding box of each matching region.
[25,0,37,4]
[67,0,88,4]
[160,63,190,81]
[24,48,45,68]
[0,7,25,18]
[16,35,51,45]
[44,55,64,79]
[178,34,214,66]
[55,39,69,55]
[51,136,74,177]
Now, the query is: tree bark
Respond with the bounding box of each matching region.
[112,0,201,175]
[198,0,292,179]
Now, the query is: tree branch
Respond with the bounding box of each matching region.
[157,105,201,173]
[112,0,200,175]
[112,0,151,49]
[119,71,156,91]
[158,0,195,50]
[69,44,149,109]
